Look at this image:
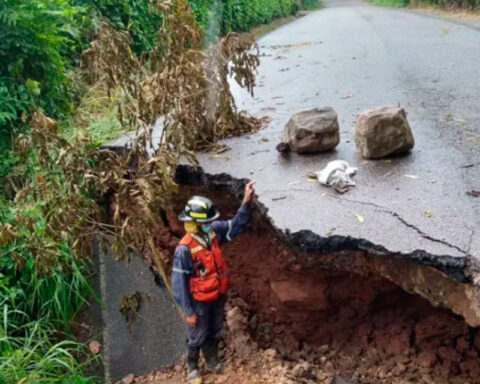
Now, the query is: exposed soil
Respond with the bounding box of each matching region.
[133,185,480,384]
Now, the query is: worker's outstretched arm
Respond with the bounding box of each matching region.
[212,181,255,244]
[171,245,195,316]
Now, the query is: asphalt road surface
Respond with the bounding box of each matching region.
[197,0,480,270]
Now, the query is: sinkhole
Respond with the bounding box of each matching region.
[146,165,480,384]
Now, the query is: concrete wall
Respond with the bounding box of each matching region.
[95,242,185,381]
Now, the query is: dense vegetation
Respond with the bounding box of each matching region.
[369,0,479,9]
[0,0,303,138]
[0,1,317,383]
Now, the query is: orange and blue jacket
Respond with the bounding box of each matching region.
[171,204,250,315]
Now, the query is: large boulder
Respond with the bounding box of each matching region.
[355,105,414,159]
[277,107,340,154]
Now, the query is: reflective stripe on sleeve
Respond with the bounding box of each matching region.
[172,267,191,274]
[226,220,233,242]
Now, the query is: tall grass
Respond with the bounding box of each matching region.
[0,228,95,330]
[0,305,93,384]
[0,196,96,383]
[0,307,94,384]
[61,83,124,145]
[0,266,96,384]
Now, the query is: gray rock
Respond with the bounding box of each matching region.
[355,105,414,159]
[277,107,340,154]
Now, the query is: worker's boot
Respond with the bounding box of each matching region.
[202,339,226,374]
[187,349,203,384]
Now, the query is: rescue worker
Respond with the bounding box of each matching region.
[171,181,255,384]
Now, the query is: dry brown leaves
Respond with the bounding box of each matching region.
[6,0,262,276]
[82,0,262,153]
[7,111,178,272]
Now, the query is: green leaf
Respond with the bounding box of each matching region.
[25,79,41,96]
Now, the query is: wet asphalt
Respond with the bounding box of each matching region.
[196,0,480,264]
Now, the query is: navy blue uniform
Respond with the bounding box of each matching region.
[171,204,251,353]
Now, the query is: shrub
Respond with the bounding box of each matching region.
[188,0,298,35]
[0,166,95,383]
[220,0,297,33]
[0,0,84,134]
[74,0,164,55]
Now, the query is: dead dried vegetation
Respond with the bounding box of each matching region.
[1,0,261,278]
[82,0,261,153]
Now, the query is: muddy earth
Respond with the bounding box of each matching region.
[129,183,480,384]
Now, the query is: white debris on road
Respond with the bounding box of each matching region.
[315,160,358,194]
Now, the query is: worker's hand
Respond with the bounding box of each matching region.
[242,181,256,205]
[185,313,198,327]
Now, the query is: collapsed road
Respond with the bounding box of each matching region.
[193,0,480,320]
[103,0,480,382]
[133,177,480,384]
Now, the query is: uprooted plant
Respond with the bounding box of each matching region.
[82,0,262,155]
[74,0,263,282]
[1,1,262,359]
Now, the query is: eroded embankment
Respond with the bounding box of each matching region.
[150,165,480,384]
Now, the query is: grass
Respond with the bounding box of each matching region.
[0,194,97,383]
[0,308,95,384]
[61,83,127,145]
[302,0,325,10]
[410,1,480,15]
[0,260,97,384]
[368,0,480,11]
[367,0,409,7]
[250,14,300,37]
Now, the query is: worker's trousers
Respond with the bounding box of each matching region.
[186,294,227,355]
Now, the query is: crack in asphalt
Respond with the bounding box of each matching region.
[175,165,470,280]
[261,187,468,255]
[334,195,469,255]
[262,186,468,256]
